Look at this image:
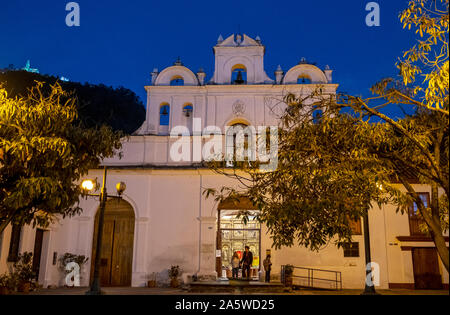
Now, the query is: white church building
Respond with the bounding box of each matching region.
[0,34,448,290]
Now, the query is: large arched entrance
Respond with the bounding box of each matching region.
[90,199,135,286]
[216,198,260,279]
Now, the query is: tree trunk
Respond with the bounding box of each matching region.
[430,227,449,272]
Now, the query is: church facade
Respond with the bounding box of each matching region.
[0,34,448,290]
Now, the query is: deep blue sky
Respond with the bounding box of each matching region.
[1,0,417,116]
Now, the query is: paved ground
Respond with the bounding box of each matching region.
[22,286,449,295]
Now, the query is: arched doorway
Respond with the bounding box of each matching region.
[216,198,260,279]
[90,199,135,286]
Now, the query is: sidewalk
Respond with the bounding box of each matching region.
[23,287,449,295]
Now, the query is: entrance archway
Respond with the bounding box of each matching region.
[216,198,260,279]
[90,199,135,286]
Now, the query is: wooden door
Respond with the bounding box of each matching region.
[91,199,135,287]
[412,248,442,289]
[32,229,44,280]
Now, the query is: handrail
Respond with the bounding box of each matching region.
[281,265,343,290]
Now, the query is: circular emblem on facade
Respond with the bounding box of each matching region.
[232,100,245,115]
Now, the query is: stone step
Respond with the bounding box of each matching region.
[187,280,290,294]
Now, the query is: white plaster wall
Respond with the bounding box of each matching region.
[136,84,339,136]
[1,170,448,289]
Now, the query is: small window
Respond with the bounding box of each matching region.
[297,75,312,84]
[159,104,170,126]
[349,218,362,235]
[343,242,359,257]
[170,76,184,86]
[409,192,429,235]
[8,224,22,262]
[410,193,429,215]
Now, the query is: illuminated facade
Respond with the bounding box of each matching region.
[0,34,448,290]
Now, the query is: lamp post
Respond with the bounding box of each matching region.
[82,166,126,295]
[361,208,377,295]
[361,182,383,295]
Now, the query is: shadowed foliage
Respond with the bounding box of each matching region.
[0,70,145,134]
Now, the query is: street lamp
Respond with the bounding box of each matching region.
[82,166,126,295]
[361,208,377,295]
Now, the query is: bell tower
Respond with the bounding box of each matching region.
[211,34,273,85]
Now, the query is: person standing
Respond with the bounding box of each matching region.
[231,252,240,279]
[240,246,253,280]
[263,255,272,283]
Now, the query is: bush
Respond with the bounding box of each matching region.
[58,253,89,273]
[14,252,36,284]
[284,264,294,276]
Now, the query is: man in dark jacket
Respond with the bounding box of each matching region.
[240,246,253,280]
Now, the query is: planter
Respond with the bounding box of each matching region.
[17,282,31,293]
[284,276,293,287]
[170,278,179,288]
[0,286,10,295]
[147,280,157,288]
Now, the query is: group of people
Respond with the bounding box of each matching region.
[230,246,272,282]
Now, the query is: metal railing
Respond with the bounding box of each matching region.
[281,265,343,290]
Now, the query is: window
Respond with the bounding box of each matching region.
[170,75,184,86]
[159,104,170,126]
[409,192,429,235]
[349,218,362,235]
[297,75,312,84]
[8,224,22,262]
[225,123,252,166]
[231,64,247,84]
[343,242,359,257]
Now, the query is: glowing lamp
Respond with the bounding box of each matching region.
[81,179,95,191]
[116,182,126,196]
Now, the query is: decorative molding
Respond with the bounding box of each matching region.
[232,100,245,116]
[198,216,217,223]
[397,235,449,242]
[401,245,449,251]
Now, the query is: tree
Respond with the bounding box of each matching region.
[397,0,449,115]
[205,0,449,271]
[0,70,146,134]
[351,0,449,271]
[0,83,123,234]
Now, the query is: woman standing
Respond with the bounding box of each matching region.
[231,252,240,279]
[263,255,272,283]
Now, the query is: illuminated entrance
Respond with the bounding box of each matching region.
[216,203,261,279]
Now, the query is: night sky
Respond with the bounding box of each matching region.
[1,0,417,117]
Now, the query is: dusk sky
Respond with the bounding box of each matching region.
[1,0,417,116]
